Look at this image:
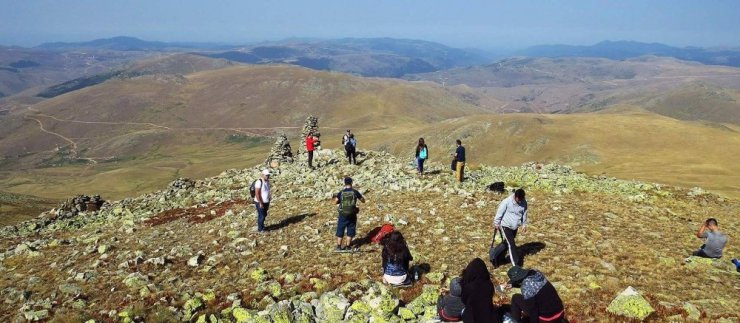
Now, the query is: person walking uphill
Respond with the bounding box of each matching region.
[460,258,500,323]
[452,139,465,182]
[492,188,528,267]
[253,169,272,233]
[306,132,318,169]
[507,266,566,323]
[345,134,357,165]
[334,177,365,251]
[415,138,429,176]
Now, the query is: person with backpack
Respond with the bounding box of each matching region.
[415,138,429,176]
[491,188,528,267]
[451,139,465,182]
[252,169,272,233]
[381,231,414,286]
[345,134,357,165]
[692,218,728,258]
[436,277,464,322]
[306,132,318,169]
[460,258,500,323]
[342,129,352,146]
[333,177,365,251]
[506,266,566,323]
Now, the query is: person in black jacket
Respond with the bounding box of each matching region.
[460,258,500,323]
[507,266,566,323]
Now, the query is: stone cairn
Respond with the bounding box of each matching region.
[53,195,105,219]
[265,133,294,167]
[299,115,320,157]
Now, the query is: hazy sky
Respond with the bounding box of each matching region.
[1,0,739,49]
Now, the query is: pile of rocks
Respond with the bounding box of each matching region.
[298,115,320,156]
[264,134,294,167]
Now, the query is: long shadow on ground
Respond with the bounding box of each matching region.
[265,212,317,231]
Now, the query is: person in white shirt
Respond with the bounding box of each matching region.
[253,169,272,233]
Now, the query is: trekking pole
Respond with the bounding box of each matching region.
[490,228,498,249]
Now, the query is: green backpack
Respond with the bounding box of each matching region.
[339,190,357,216]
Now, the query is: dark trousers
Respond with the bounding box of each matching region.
[254,202,270,232]
[307,150,314,168]
[417,158,425,174]
[492,227,521,266]
[347,149,356,164]
[511,294,566,322]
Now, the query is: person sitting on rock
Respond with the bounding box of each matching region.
[693,218,728,259]
[460,258,500,322]
[437,277,464,322]
[381,231,414,286]
[507,266,566,323]
[334,177,365,251]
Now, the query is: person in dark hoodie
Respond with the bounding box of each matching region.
[437,277,464,322]
[507,266,566,323]
[460,258,500,323]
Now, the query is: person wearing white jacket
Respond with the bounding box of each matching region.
[492,189,528,267]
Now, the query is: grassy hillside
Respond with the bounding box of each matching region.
[355,110,740,199]
[408,57,740,122]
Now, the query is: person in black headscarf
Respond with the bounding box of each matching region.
[460,258,500,323]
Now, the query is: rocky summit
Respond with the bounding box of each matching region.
[1,148,738,322]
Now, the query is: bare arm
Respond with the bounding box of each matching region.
[696,224,706,238]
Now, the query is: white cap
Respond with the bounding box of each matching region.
[262,169,271,176]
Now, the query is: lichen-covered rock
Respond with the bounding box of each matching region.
[291,300,316,323]
[315,291,349,322]
[398,307,416,321]
[123,272,148,289]
[683,302,701,321]
[250,267,270,282]
[406,284,439,315]
[184,297,204,320]
[268,300,293,323]
[606,286,655,321]
[232,307,257,323]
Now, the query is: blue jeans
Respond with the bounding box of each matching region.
[254,202,270,232]
[417,157,425,173]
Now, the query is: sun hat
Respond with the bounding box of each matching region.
[507,266,530,285]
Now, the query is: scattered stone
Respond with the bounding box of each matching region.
[606,286,655,321]
[188,254,205,267]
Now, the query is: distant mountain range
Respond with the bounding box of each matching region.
[36,36,232,51]
[521,40,740,67]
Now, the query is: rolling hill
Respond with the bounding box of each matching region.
[521,40,740,67]
[407,56,740,123]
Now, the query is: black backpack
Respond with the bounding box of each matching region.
[488,182,505,193]
[249,179,263,198]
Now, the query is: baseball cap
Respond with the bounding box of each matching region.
[262,169,271,176]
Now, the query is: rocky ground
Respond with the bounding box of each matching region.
[1,149,738,322]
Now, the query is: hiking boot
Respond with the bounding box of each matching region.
[341,245,350,251]
[335,245,343,252]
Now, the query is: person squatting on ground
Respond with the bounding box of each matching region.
[253,169,272,233]
[415,137,429,176]
[345,134,357,165]
[507,266,567,323]
[333,177,365,251]
[452,139,465,182]
[460,258,500,323]
[306,132,318,169]
[693,218,728,258]
[492,188,528,267]
[436,277,464,322]
[381,231,414,286]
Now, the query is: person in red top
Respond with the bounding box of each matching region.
[306,132,317,169]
